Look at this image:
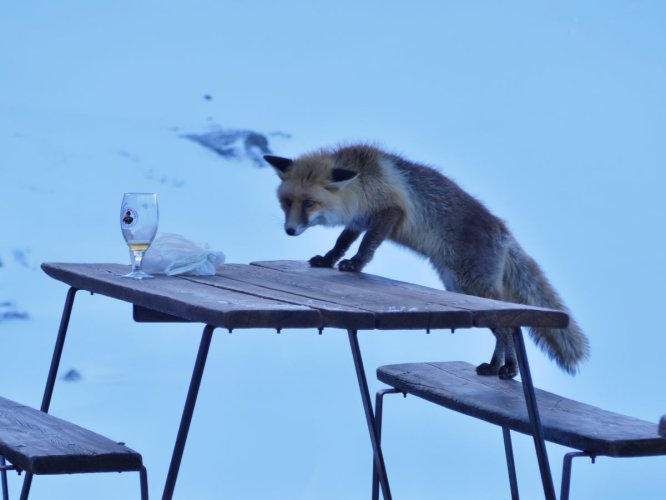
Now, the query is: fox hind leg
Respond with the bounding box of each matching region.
[498,329,518,379]
[476,328,518,379]
[476,330,503,376]
[434,252,518,379]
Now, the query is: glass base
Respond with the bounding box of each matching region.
[122,269,155,280]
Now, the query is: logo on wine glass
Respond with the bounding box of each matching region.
[120,193,158,280]
[122,207,138,227]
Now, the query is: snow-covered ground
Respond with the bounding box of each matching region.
[2,2,665,499]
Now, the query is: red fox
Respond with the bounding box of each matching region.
[264,145,589,378]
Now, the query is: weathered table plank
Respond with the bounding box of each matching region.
[41,263,322,330]
[189,263,472,331]
[0,396,142,475]
[377,361,666,457]
[252,261,568,329]
[182,269,376,330]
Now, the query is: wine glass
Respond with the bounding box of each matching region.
[120,193,158,279]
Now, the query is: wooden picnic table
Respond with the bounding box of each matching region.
[37,260,569,500]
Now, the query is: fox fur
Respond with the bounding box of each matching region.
[264,145,589,378]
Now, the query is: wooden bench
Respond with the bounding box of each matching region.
[0,396,148,500]
[375,361,666,500]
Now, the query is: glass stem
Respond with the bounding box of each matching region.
[129,249,145,272]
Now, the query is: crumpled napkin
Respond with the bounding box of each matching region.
[142,233,225,276]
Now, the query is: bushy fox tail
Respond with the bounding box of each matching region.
[504,243,590,374]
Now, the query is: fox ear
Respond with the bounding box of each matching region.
[326,168,358,190]
[264,155,293,179]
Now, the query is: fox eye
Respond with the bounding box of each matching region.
[281,198,293,209]
[302,199,316,210]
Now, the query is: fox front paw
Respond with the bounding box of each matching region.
[309,255,335,268]
[338,258,364,273]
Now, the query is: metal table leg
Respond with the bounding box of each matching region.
[347,330,392,500]
[511,327,556,500]
[371,389,401,500]
[20,287,79,500]
[41,287,79,413]
[162,324,215,500]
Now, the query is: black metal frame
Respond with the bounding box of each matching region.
[31,289,403,500]
[1,456,13,500]
[348,331,393,500]
[371,327,558,499]
[371,388,401,500]
[34,287,567,500]
[502,426,520,500]
[18,288,149,500]
[560,451,594,500]
[162,324,215,500]
[500,434,596,500]
[503,329,596,499]
[511,326,556,499]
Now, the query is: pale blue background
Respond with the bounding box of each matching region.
[1,1,665,498]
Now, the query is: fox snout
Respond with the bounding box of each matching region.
[282,199,323,236]
[285,225,305,236]
[283,212,308,236]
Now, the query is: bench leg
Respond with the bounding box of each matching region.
[560,451,593,500]
[511,327,556,500]
[162,324,215,500]
[20,286,79,500]
[371,388,402,500]
[139,465,149,500]
[502,427,520,500]
[347,330,393,500]
[1,456,9,500]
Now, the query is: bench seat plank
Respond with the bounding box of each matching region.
[377,361,666,458]
[0,396,143,475]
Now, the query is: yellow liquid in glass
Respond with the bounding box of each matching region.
[128,243,150,251]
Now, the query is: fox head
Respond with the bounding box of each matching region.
[264,154,359,236]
